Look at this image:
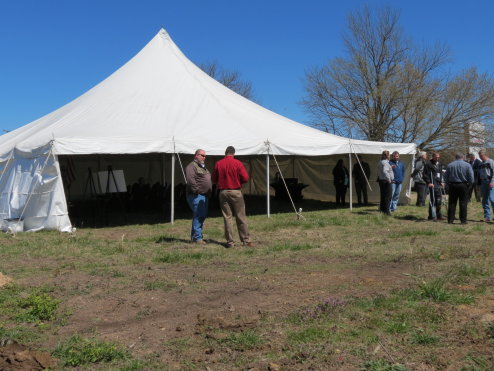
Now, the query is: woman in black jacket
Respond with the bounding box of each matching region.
[333,159,349,207]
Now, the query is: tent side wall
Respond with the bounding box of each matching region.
[0,145,72,232]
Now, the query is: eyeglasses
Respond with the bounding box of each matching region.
[198,154,206,157]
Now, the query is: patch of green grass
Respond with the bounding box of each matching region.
[411,303,446,324]
[390,230,438,238]
[220,330,263,351]
[143,280,178,291]
[414,276,475,304]
[462,354,491,370]
[0,285,60,323]
[362,360,406,371]
[0,325,40,344]
[286,327,330,344]
[267,242,319,253]
[410,330,439,345]
[154,250,217,264]
[384,320,410,334]
[485,322,494,339]
[53,335,129,366]
[454,263,487,278]
[15,292,60,322]
[163,337,192,352]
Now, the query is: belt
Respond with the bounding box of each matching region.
[221,188,241,191]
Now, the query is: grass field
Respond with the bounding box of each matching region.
[0,200,493,370]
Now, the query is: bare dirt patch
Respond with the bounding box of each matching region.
[0,341,57,371]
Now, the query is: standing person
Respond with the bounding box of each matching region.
[423,152,445,221]
[185,149,212,244]
[332,159,349,207]
[353,156,371,205]
[478,149,494,222]
[377,151,394,215]
[412,151,428,206]
[444,153,474,224]
[467,153,481,202]
[211,146,255,248]
[389,151,405,212]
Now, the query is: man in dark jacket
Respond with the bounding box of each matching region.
[423,152,445,221]
[444,153,474,224]
[412,151,427,206]
[466,153,481,202]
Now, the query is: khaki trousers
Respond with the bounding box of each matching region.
[219,189,250,244]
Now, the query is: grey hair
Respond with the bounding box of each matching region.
[419,151,426,157]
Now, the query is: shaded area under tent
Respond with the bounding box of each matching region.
[58,152,414,228]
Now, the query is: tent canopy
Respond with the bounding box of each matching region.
[0,29,416,232]
[0,29,415,158]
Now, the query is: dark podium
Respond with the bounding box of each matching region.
[270,178,309,201]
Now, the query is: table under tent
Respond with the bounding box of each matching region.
[0,29,415,232]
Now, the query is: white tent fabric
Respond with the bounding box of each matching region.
[0,29,416,231]
[0,143,72,232]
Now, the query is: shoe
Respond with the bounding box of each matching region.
[243,242,256,247]
[193,239,206,245]
[226,242,235,248]
[437,216,446,220]
[430,218,437,222]
[481,218,491,222]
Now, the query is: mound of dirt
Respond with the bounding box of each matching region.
[0,272,12,288]
[0,341,57,370]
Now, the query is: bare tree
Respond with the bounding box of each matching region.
[301,5,494,150]
[200,61,256,101]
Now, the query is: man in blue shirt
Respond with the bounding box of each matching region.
[444,153,474,224]
[389,151,405,212]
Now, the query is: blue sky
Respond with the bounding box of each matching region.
[1,0,493,133]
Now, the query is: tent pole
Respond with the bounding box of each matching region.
[171,153,175,224]
[266,154,270,218]
[348,152,353,211]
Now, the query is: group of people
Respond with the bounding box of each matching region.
[407,149,494,224]
[185,145,494,245]
[184,146,255,248]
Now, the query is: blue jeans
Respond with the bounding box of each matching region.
[186,193,208,241]
[480,180,494,220]
[390,183,402,212]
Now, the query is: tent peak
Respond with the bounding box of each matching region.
[158,28,171,40]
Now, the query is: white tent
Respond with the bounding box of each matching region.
[0,29,416,232]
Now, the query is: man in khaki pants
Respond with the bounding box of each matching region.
[212,146,255,248]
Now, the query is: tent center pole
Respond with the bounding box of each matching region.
[171,153,175,224]
[348,152,353,211]
[266,154,270,218]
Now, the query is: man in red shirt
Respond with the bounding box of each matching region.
[212,146,254,248]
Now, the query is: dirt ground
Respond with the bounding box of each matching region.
[2,254,493,370]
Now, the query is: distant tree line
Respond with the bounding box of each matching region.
[203,6,494,153]
[300,5,494,152]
